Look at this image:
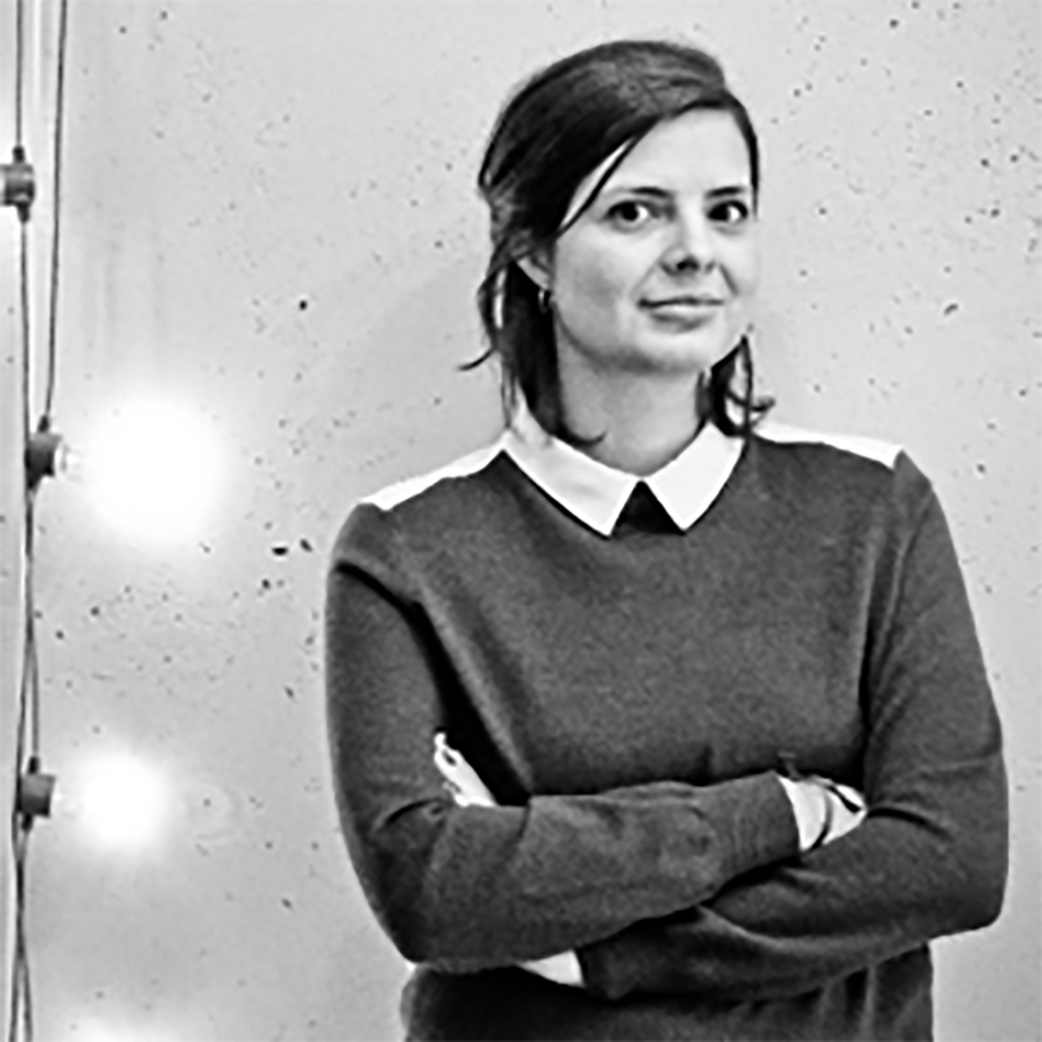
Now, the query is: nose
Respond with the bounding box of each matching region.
[661,211,715,274]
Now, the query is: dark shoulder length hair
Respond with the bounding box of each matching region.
[470,38,772,441]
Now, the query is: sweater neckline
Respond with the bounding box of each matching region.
[501,399,743,537]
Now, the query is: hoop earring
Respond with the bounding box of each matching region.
[537,287,552,313]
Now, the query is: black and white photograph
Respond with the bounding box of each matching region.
[1,2,1038,1040]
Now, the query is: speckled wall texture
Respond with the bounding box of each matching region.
[0,1,1038,1039]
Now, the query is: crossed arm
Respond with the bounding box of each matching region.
[534,491,1008,1001]
[434,730,867,987]
[325,489,1007,1002]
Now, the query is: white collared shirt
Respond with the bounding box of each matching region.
[501,398,745,537]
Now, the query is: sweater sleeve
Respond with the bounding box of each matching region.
[324,503,800,972]
[576,471,1008,1003]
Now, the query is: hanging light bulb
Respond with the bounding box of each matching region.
[28,397,226,545]
[83,397,226,545]
[68,750,172,852]
[65,1019,183,1042]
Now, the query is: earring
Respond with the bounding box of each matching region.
[492,269,507,330]
[537,287,552,313]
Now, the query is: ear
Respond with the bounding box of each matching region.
[516,251,552,292]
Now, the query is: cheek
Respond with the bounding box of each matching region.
[730,238,760,299]
[554,240,638,318]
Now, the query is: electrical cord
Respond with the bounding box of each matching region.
[6,0,70,1038]
[14,0,24,150]
[8,0,37,1020]
[44,0,69,421]
[8,234,40,1040]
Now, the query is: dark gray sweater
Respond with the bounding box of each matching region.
[325,412,1007,1040]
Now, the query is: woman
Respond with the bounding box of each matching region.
[325,39,1007,1041]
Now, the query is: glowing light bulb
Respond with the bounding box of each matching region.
[76,752,170,851]
[80,398,225,545]
[66,1020,182,1042]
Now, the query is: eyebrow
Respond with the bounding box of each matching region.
[599,183,754,201]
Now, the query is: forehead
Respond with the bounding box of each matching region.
[592,109,751,198]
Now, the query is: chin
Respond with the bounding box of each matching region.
[623,334,733,377]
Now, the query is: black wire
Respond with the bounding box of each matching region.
[8,0,71,1034]
[8,829,34,1042]
[9,251,38,1042]
[9,163,39,1042]
[15,0,25,148]
[19,221,31,445]
[44,0,70,421]
[11,134,37,1042]
[22,491,40,759]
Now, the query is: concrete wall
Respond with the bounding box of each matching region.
[1,1,1038,1039]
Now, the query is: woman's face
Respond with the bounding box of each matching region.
[536,109,759,381]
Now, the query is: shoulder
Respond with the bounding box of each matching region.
[329,438,511,573]
[749,420,935,527]
[361,440,506,513]
[754,420,903,470]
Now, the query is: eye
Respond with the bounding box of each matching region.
[605,200,660,229]
[710,199,752,225]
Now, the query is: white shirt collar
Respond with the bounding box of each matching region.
[501,398,744,537]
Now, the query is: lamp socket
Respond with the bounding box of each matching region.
[1,147,35,218]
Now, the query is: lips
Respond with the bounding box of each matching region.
[644,295,724,308]
[642,297,725,326]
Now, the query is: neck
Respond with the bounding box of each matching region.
[557,356,707,476]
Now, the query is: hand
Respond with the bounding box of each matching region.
[433,732,496,807]
[814,778,867,845]
[778,775,867,852]
[519,949,584,987]
[432,735,583,988]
